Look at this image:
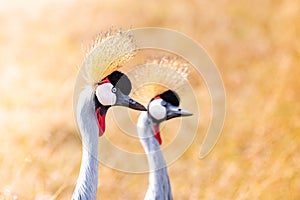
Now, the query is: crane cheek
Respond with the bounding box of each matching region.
[96,83,117,106]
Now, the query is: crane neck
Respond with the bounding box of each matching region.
[137,112,173,200]
[72,86,99,200]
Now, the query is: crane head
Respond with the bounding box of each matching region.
[95,71,146,136]
[147,90,192,145]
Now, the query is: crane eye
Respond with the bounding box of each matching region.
[111,87,117,93]
[161,101,167,106]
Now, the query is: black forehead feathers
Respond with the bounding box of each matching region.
[106,71,132,95]
[159,90,180,106]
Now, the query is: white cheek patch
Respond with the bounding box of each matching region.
[149,99,166,121]
[96,83,117,106]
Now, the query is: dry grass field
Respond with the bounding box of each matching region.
[0,0,299,199]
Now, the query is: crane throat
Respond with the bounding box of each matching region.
[153,123,162,145]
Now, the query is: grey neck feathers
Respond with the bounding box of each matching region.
[72,87,99,200]
[137,112,173,200]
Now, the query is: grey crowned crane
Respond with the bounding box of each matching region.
[72,31,146,200]
[137,90,192,200]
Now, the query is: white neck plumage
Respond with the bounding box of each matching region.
[72,86,99,200]
[137,112,173,200]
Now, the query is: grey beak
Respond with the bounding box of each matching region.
[166,105,193,120]
[115,91,147,111]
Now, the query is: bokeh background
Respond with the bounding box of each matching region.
[0,0,299,199]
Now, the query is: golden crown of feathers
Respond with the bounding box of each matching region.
[82,29,136,85]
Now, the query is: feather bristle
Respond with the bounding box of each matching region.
[131,56,190,104]
[82,29,136,85]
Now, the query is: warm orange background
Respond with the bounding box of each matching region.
[0,0,299,199]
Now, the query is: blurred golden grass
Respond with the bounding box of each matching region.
[0,0,299,199]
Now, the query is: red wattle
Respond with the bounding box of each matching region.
[96,107,106,136]
[153,123,162,145]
